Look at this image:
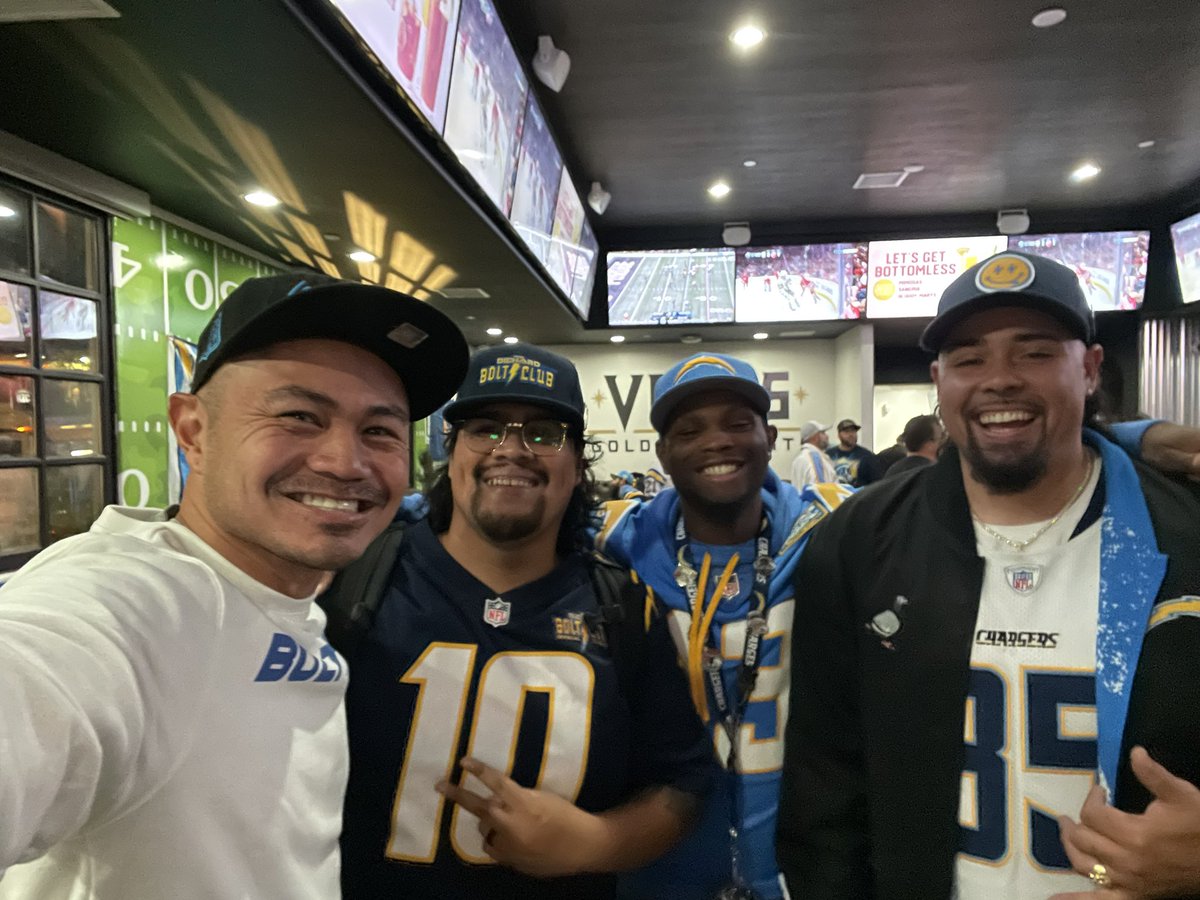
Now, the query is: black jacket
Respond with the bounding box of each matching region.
[777,437,1200,900]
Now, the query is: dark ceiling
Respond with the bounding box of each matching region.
[0,0,1196,349]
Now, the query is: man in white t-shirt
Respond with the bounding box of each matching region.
[0,273,468,899]
[779,251,1200,899]
[791,419,839,489]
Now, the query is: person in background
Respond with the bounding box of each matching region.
[338,343,715,900]
[778,250,1200,899]
[873,431,908,474]
[825,418,882,486]
[0,273,468,899]
[791,419,840,489]
[596,352,852,900]
[885,413,945,478]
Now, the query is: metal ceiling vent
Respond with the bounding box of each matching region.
[852,171,909,190]
[0,0,118,21]
[438,287,491,299]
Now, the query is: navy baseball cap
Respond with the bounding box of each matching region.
[651,352,771,433]
[443,343,585,431]
[191,272,469,421]
[920,250,1096,353]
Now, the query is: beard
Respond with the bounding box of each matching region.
[961,427,1048,494]
[470,494,546,543]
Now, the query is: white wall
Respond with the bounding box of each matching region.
[833,324,875,448]
[873,382,938,449]
[545,338,860,479]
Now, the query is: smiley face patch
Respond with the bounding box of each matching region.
[975,254,1036,293]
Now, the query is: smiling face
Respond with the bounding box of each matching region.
[447,401,581,548]
[931,306,1102,493]
[656,389,776,529]
[169,339,411,596]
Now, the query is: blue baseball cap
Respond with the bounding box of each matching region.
[920,250,1096,353]
[651,352,771,433]
[443,342,585,431]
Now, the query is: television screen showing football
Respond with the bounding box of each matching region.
[606,248,735,325]
[734,243,865,322]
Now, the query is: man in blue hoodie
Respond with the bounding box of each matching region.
[597,353,851,900]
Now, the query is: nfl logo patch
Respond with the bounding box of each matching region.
[483,596,512,627]
[1005,565,1041,594]
[721,572,741,601]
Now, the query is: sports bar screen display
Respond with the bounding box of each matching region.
[866,235,1009,319]
[607,248,735,325]
[545,174,591,316]
[326,0,460,133]
[508,97,563,268]
[1170,211,1200,304]
[1008,231,1150,311]
[442,0,528,214]
[734,243,865,321]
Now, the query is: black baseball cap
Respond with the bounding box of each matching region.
[837,419,861,431]
[190,272,469,421]
[443,342,585,431]
[920,250,1096,353]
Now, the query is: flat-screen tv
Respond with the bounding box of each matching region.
[1169,211,1200,304]
[607,248,736,325]
[734,243,864,321]
[1008,231,1150,311]
[442,0,527,214]
[508,96,563,267]
[544,176,594,319]
[327,0,461,133]
[866,235,1010,319]
[557,218,598,321]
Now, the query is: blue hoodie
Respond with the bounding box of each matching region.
[597,470,851,900]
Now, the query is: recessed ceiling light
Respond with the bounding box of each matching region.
[243,190,281,208]
[743,159,757,168]
[486,327,503,336]
[708,181,731,199]
[1070,162,1101,182]
[681,334,702,344]
[503,336,519,344]
[1138,140,1156,149]
[0,205,16,218]
[752,332,769,340]
[610,335,625,343]
[730,24,765,48]
[1031,7,1067,28]
[349,249,377,263]
[465,315,476,320]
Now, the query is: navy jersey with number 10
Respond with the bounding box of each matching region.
[340,519,715,900]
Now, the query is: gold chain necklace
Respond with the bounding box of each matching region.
[973,455,1096,552]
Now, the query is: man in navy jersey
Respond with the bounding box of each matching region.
[779,251,1200,899]
[339,343,715,900]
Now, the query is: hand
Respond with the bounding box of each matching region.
[435,757,609,878]
[1141,422,1200,482]
[1051,746,1200,899]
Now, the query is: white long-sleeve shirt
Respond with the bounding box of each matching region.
[0,507,347,899]
[790,443,839,489]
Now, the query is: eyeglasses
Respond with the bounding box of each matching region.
[455,418,571,456]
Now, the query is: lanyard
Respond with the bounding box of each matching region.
[673,513,773,768]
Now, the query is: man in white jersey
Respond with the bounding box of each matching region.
[0,273,468,900]
[777,250,1200,899]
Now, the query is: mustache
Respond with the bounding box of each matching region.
[270,476,389,505]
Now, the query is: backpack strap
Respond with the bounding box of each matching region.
[317,521,407,658]
[587,553,649,700]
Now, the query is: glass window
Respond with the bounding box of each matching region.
[0,467,40,554]
[39,291,99,372]
[0,279,32,366]
[37,200,100,292]
[43,379,103,458]
[0,375,36,457]
[46,464,104,544]
[0,188,30,276]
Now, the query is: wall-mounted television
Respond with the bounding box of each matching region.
[607,248,735,326]
[441,0,528,215]
[734,243,864,321]
[1008,231,1149,311]
[327,0,461,133]
[1170,211,1200,305]
[866,235,1009,319]
[544,177,594,319]
[508,97,563,267]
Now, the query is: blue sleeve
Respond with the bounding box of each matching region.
[1108,420,1160,461]
[626,614,718,800]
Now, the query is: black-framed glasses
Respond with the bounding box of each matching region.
[455,418,571,456]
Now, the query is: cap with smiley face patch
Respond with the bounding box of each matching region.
[919,250,1096,353]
